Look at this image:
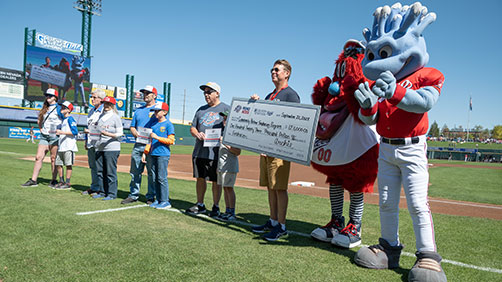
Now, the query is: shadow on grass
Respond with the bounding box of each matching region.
[38,179,410,280]
[165,200,410,281]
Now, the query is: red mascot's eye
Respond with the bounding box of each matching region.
[340,61,346,78]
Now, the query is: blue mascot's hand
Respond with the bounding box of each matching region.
[355,81,377,109]
[372,71,396,99]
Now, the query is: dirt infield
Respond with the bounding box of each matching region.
[63,154,502,221]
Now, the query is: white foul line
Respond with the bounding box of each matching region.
[75,204,148,215]
[76,205,502,274]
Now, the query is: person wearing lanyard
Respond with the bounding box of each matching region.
[250,59,300,241]
[82,90,106,195]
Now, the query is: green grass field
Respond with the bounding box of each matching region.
[1,139,501,281]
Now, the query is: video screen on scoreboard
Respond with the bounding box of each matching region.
[25,45,91,105]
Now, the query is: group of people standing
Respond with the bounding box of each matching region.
[20,59,300,243]
[22,84,176,209]
[21,88,124,195]
[82,85,175,209]
[182,59,299,241]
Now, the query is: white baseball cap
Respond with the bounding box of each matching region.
[62,101,74,112]
[140,85,158,95]
[199,82,221,94]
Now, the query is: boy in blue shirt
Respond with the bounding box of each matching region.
[142,102,175,209]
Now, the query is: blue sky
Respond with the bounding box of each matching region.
[1,0,501,130]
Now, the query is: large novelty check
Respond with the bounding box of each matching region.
[222,98,320,166]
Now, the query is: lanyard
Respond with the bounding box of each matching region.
[269,86,287,101]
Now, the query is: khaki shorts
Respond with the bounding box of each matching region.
[259,156,291,190]
[56,151,75,166]
[217,171,237,187]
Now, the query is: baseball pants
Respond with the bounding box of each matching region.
[377,137,436,252]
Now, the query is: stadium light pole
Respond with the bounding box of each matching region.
[73,0,101,59]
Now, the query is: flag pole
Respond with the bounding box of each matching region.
[467,95,471,141]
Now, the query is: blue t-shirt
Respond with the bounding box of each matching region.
[151,119,175,156]
[131,104,158,130]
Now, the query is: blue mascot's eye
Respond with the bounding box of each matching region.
[379,46,393,59]
[367,50,375,61]
[328,82,340,96]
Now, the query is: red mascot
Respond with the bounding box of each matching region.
[310,39,379,248]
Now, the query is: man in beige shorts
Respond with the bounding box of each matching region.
[250,59,300,241]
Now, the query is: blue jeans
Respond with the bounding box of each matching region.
[87,147,100,192]
[96,150,120,198]
[151,155,170,203]
[128,143,155,200]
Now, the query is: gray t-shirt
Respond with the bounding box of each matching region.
[218,143,239,173]
[96,111,123,152]
[191,102,230,160]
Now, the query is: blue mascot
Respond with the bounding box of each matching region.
[353,3,447,282]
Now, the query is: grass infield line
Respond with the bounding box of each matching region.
[75,205,502,274]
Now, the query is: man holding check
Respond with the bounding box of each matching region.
[251,59,300,241]
[187,82,230,217]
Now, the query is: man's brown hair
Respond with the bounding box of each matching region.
[274,59,292,80]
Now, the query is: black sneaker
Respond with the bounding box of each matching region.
[186,204,206,215]
[332,219,361,248]
[252,220,274,234]
[48,180,58,188]
[209,205,220,217]
[121,197,138,205]
[311,215,345,242]
[21,179,38,187]
[263,224,288,242]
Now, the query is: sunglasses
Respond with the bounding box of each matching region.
[203,90,215,95]
[44,94,55,98]
[270,67,281,73]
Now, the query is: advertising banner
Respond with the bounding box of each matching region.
[91,83,114,97]
[36,32,83,54]
[222,98,320,166]
[9,127,41,139]
[0,82,24,99]
[0,67,24,84]
[25,45,91,104]
[0,67,25,99]
[116,87,127,100]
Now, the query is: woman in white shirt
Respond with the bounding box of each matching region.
[22,88,64,187]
